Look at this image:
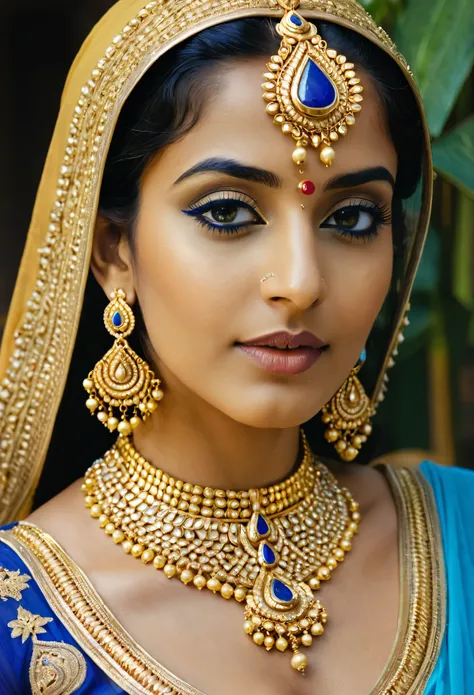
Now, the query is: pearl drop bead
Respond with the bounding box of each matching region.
[264,635,275,650]
[90,504,102,518]
[311,622,324,636]
[291,652,308,672]
[317,566,331,581]
[112,530,125,544]
[97,411,108,423]
[301,633,313,647]
[122,540,133,554]
[243,620,254,635]
[327,557,338,570]
[86,398,98,412]
[131,544,144,558]
[83,379,94,391]
[220,583,234,599]
[153,555,166,569]
[309,577,320,591]
[292,146,307,165]
[180,569,194,585]
[253,631,265,646]
[105,523,115,536]
[193,575,207,590]
[118,420,132,437]
[341,539,352,552]
[107,417,119,432]
[206,578,222,593]
[276,637,289,652]
[130,416,141,430]
[141,549,155,564]
[320,146,335,166]
[163,564,176,578]
[234,587,247,602]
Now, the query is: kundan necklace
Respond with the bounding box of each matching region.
[83,430,361,674]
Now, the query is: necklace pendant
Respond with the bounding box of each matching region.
[242,493,327,674]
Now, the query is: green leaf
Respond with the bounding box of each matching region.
[432,117,474,196]
[393,0,474,137]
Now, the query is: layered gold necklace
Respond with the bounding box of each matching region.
[83,431,361,674]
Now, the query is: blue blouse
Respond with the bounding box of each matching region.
[0,461,472,694]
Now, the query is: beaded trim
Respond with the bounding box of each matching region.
[0,466,444,694]
[0,0,431,525]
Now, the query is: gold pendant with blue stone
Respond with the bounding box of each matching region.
[263,0,363,169]
[242,491,327,674]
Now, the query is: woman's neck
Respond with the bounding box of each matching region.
[132,398,301,491]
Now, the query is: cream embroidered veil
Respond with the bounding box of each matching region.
[0,0,433,524]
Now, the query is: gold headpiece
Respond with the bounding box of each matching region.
[264,0,362,169]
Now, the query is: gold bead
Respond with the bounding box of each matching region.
[83,378,94,391]
[112,530,125,544]
[325,429,339,443]
[291,652,308,672]
[107,417,119,432]
[84,495,95,508]
[234,587,247,602]
[153,555,166,569]
[311,134,321,148]
[253,631,265,646]
[349,521,359,534]
[342,446,358,461]
[131,544,144,558]
[317,566,331,581]
[118,420,132,437]
[220,583,234,599]
[130,416,141,430]
[141,549,155,564]
[340,539,352,552]
[301,633,313,647]
[164,564,176,578]
[152,389,164,401]
[327,557,338,570]
[292,146,307,165]
[352,435,363,448]
[251,616,262,627]
[352,511,361,523]
[282,123,293,134]
[311,622,325,636]
[320,146,335,166]
[97,411,108,423]
[264,635,275,650]
[335,440,347,453]
[90,504,102,518]
[276,637,289,652]
[362,423,373,436]
[122,540,133,554]
[243,620,254,635]
[308,577,320,591]
[180,569,194,585]
[193,574,207,590]
[105,523,115,535]
[147,401,158,412]
[86,398,98,412]
[334,548,345,562]
[207,578,222,593]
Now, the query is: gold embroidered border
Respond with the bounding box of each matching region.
[0,0,432,525]
[0,466,444,695]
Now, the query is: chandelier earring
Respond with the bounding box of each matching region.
[321,348,374,461]
[83,289,164,437]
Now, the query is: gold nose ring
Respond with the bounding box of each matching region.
[261,272,276,283]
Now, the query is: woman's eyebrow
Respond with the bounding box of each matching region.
[174,157,282,189]
[324,166,395,190]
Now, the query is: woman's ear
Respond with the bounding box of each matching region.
[91,214,137,304]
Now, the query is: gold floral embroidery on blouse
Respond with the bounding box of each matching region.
[7,604,87,694]
[0,566,31,601]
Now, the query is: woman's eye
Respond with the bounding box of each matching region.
[183,193,265,235]
[321,203,391,239]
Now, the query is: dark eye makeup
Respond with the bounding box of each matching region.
[183,191,392,241]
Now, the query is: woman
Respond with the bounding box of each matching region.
[0,0,472,692]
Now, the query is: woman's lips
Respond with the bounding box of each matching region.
[236,345,325,375]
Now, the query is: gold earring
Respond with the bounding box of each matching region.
[83,289,164,437]
[321,349,373,461]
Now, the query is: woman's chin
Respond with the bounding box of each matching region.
[218,394,322,429]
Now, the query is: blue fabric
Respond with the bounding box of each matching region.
[0,524,124,693]
[0,462,473,692]
[421,461,474,693]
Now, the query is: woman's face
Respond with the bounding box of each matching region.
[99,58,397,429]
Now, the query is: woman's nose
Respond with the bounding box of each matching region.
[260,222,327,311]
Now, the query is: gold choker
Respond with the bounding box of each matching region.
[83,432,361,674]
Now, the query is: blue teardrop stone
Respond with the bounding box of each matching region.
[297,58,336,109]
[262,543,276,565]
[289,13,303,26]
[112,311,123,328]
[360,347,367,363]
[257,514,269,536]
[272,578,294,603]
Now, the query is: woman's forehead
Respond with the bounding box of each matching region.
[149,59,397,188]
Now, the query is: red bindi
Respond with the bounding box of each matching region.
[298,180,315,195]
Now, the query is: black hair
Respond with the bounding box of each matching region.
[34,17,424,508]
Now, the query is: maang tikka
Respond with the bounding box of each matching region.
[263,0,363,181]
[321,348,374,461]
[83,289,164,436]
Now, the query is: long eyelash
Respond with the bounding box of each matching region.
[183,190,264,235]
[325,200,392,242]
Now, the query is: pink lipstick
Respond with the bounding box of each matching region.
[236,331,327,375]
